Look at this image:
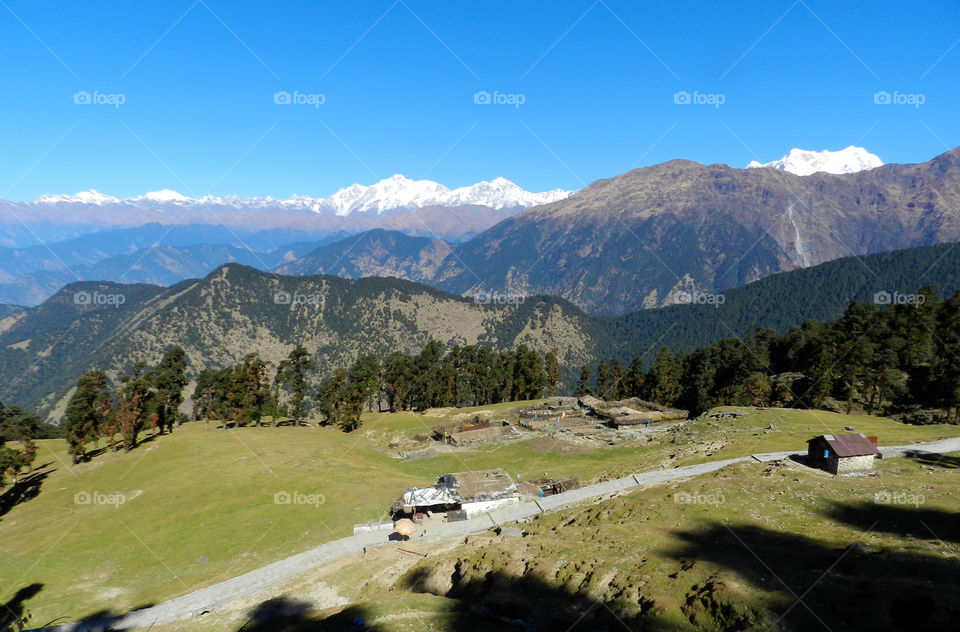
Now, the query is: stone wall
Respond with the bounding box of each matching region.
[835,454,876,474]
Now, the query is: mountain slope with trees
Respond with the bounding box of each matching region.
[434,147,960,314]
[3,241,960,422]
[0,265,601,421]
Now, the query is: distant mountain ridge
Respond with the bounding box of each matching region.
[275,229,452,282]
[27,174,573,216]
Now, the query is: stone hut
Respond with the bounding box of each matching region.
[806,433,879,474]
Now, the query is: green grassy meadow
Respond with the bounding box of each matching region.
[2,402,959,626]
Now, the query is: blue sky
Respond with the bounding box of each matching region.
[1,0,958,200]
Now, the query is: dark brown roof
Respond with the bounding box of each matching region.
[808,433,879,457]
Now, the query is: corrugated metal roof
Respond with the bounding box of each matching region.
[808,433,879,457]
[402,486,459,507]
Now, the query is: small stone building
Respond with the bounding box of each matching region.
[806,433,879,474]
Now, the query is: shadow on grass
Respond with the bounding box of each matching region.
[235,597,313,631]
[668,521,960,632]
[0,468,51,520]
[905,450,960,469]
[0,583,43,631]
[42,604,156,632]
[825,500,960,545]
[234,573,653,631]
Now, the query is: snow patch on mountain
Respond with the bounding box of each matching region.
[747,146,883,176]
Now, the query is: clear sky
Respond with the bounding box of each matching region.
[1,0,957,200]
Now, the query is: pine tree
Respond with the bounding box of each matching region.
[64,370,111,463]
[150,347,189,433]
[545,349,560,397]
[608,359,624,400]
[595,361,610,400]
[349,354,382,412]
[116,366,156,451]
[317,369,363,431]
[623,356,645,398]
[576,365,592,397]
[643,347,682,406]
[275,344,315,424]
[238,354,270,426]
[934,291,960,420]
[382,351,411,411]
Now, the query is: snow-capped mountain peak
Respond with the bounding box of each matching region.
[746,146,883,176]
[34,190,119,205]
[137,189,192,203]
[29,177,574,214]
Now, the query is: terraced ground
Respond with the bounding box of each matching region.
[2,403,959,630]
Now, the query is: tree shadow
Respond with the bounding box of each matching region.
[824,501,960,545]
[667,521,960,631]
[904,450,960,469]
[49,604,156,632]
[233,573,653,631]
[0,583,43,632]
[235,597,314,631]
[0,468,51,520]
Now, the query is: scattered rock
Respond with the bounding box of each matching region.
[496,526,526,538]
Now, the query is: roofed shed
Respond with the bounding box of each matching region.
[807,433,879,474]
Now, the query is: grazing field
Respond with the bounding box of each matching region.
[149,450,960,632]
[2,403,959,627]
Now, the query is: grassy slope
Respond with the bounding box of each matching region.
[152,451,960,632]
[1,404,959,626]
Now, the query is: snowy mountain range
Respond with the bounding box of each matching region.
[746,146,883,176]
[31,175,574,215]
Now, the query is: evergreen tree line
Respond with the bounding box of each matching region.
[63,347,189,463]
[191,342,561,432]
[582,286,960,420]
